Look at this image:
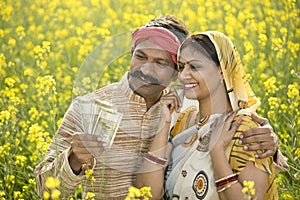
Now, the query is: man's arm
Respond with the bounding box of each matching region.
[34,100,87,198]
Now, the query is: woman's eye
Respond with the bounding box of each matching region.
[190,64,202,70]
[177,63,184,72]
[190,64,197,70]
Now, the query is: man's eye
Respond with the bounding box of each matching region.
[135,54,145,59]
[157,61,168,66]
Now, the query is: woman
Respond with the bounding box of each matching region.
[136,31,278,199]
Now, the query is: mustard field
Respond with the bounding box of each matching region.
[0,0,299,199]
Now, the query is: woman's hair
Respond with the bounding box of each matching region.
[180,34,220,67]
[143,15,189,43]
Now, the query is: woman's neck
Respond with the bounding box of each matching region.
[198,89,232,119]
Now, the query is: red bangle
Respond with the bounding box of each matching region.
[215,174,238,188]
[145,152,167,166]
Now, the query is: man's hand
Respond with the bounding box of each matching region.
[69,133,107,172]
[239,114,279,158]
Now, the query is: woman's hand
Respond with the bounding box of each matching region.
[210,111,242,151]
[160,86,183,123]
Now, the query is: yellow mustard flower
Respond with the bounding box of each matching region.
[281,193,293,200]
[0,53,6,67]
[4,77,16,87]
[43,191,50,200]
[13,191,22,199]
[85,169,93,179]
[14,155,27,166]
[140,186,152,200]
[125,186,141,200]
[263,76,278,94]
[45,176,60,189]
[0,29,4,38]
[287,83,299,99]
[8,37,16,47]
[85,192,95,200]
[16,25,26,40]
[242,180,255,199]
[51,189,61,199]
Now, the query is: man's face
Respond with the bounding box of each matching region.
[128,40,177,100]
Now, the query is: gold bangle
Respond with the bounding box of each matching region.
[215,174,237,184]
[217,180,239,193]
[81,159,93,170]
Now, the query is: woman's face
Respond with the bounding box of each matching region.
[177,45,222,101]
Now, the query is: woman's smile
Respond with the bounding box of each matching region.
[183,82,199,89]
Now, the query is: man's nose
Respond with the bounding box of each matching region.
[140,62,156,74]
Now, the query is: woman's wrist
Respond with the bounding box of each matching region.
[210,144,225,156]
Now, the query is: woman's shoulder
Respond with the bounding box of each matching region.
[171,105,198,138]
[233,113,260,131]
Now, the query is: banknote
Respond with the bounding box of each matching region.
[79,97,122,146]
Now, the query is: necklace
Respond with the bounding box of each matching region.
[196,115,210,130]
[196,115,211,151]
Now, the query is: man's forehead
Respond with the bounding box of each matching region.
[134,39,165,51]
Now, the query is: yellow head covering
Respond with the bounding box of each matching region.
[200,31,260,113]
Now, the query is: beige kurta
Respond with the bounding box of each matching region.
[35,72,166,199]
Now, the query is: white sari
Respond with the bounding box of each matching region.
[165,114,222,200]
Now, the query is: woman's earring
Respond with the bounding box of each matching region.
[220,72,224,83]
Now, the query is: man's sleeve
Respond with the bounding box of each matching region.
[34,99,90,198]
[273,150,290,173]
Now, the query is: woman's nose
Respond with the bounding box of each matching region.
[179,64,191,78]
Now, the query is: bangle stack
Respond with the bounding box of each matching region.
[215,174,239,193]
[145,152,167,167]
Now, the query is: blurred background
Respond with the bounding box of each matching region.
[0,0,299,199]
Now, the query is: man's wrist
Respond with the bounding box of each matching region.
[68,153,83,172]
[273,149,279,161]
[72,166,83,175]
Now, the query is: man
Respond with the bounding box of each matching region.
[35,15,283,199]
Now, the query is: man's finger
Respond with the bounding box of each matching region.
[251,113,268,126]
[243,141,275,151]
[242,127,272,137]
[255,150,274,159]
[240,133,273,144]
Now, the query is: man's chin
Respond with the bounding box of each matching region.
[134,84,165,97]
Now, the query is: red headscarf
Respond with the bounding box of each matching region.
[132,27,181,63]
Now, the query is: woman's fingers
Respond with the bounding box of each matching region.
[161,91,182,113]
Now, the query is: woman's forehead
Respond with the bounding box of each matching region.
[179,46,212,63]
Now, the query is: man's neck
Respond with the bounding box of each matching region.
[145,92,163,110]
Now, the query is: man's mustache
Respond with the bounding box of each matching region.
[129,70,161,85]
